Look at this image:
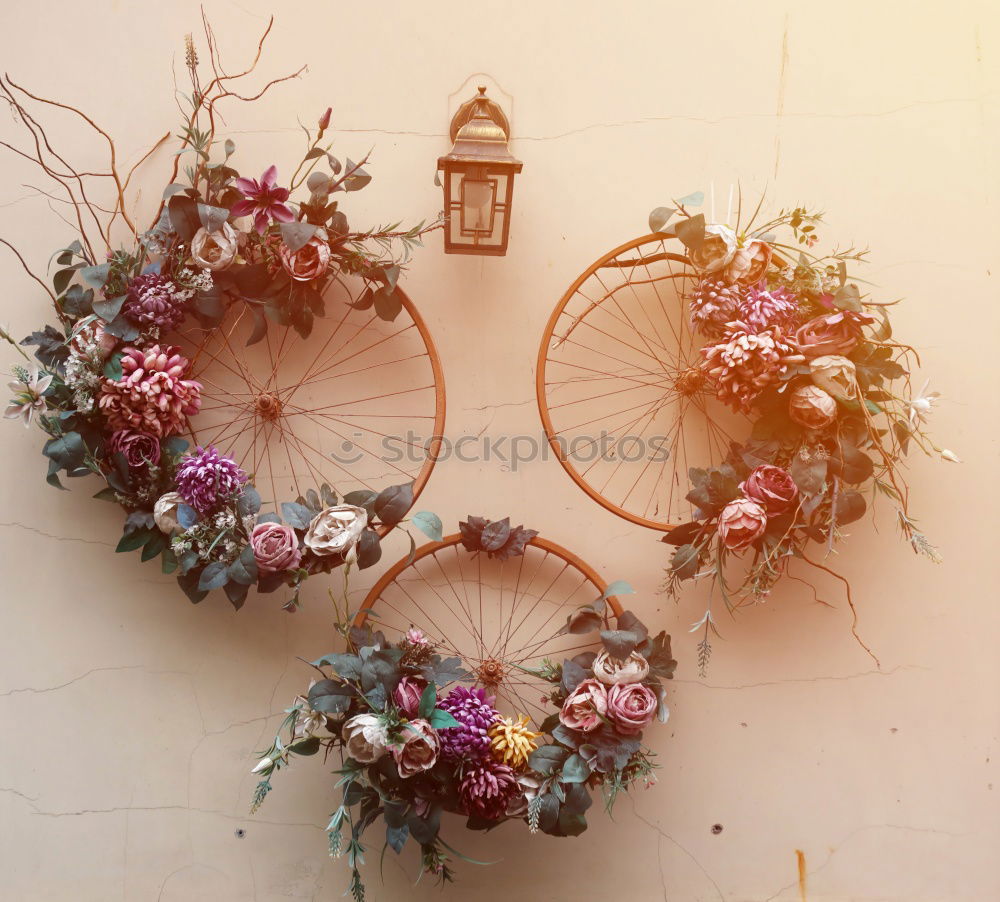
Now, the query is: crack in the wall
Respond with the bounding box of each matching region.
[218,93,997,146]
[627,796,726,901]
[673,663,925,691]
[0,664,160,697]
[0,521,111,547]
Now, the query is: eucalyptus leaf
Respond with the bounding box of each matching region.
[411,511,443,542]
[279,221,319,253]
[648,206,676,233]
[198,561,230,591]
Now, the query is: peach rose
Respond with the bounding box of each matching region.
[279,233,331,281]
[794,310,874,358]
[391,719,440,778]
[789,384,838,430]
[717,498,767,550]
[559,678,608,733]
[725,239,772,285]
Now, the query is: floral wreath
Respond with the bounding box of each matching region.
[646,196,956,669]
[2,26,443,610]
[250,518,676,898]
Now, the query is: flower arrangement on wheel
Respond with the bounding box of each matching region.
[250,517,676,899]
[2,23,442,609]
[646,198,956,667]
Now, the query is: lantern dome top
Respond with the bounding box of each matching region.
[439,87,523,170]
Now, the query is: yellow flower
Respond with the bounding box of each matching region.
[488,715,542,769]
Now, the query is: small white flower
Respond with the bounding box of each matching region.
[250,756,272,774]
[5,365,53,428]
[940,449,962,463]
[907,379,940,428]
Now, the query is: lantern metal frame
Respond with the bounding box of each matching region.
[437,86,523,256]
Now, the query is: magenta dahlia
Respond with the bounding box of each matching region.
[98,345,201,438]
[122,274,189,331]
[459,759,521,821]
[175,446,247,514]
[738,285,799,332]
[436,686,499,761]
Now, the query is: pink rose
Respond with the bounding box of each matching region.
[717,498,767,550]
[392,676,427,718]
[788,384,838,430]
[607,682,657,736]
[391,718,440,778]
[559,678,608,733]
[107,429,160,470]
[794,310,874,358]
[740,465,799,515]
[279,233,332,282]
[250,522,302,574]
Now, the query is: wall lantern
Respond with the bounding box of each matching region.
[437,86,522,256]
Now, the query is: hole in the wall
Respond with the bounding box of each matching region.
[711,823,724,835]
[234,828,247,839]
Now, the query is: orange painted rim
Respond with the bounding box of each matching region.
[353,533,623,631]
[536,233,695,533]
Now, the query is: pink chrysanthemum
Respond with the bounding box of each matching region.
[687,279,742,339]
[700,321,794,413]
[738,285,799,332]
[458,759,521,821]
[231,165,294,234]
[98,345,201,438]
[175,446,247,514]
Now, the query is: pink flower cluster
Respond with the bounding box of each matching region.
[559,676,657,736]
[716,464,799,551]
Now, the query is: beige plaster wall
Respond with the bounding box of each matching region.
[0,1,997,899]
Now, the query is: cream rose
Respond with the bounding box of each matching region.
[592,650,650,686]
[191,223,238,271]
[688,223,738,275]
[809,355,857,401]
[303,504,368,556]
[342,713,389,763]
[153,491,187,534]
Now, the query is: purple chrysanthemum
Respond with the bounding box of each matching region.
[738,285,799,332]
[459,759,520,821]
[437,686,499,762]
[122,274,189,331]
[175,446,247,514]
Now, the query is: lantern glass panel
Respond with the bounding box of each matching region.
[444,167,512,253]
